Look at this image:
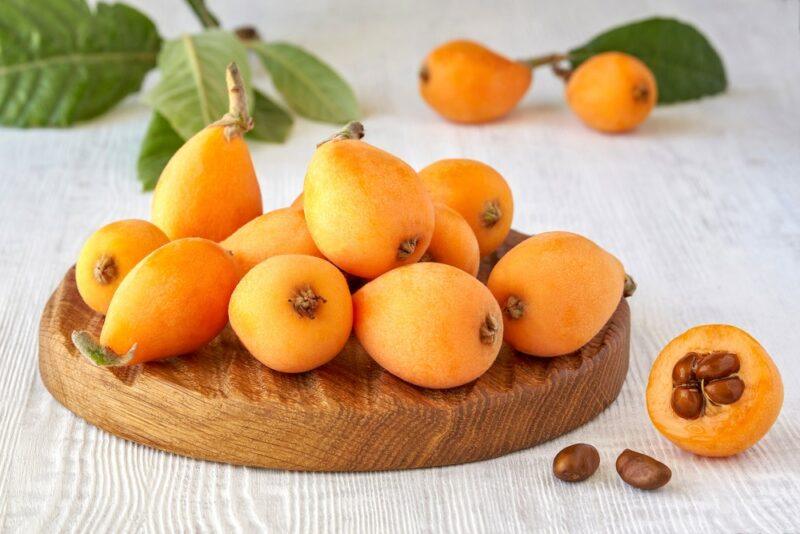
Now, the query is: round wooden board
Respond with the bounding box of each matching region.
[39,231,630,472]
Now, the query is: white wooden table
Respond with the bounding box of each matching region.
[2,0,799,532]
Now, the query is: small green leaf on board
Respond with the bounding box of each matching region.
[247,90,294,143]
[569,17,727,104]
[0,0,160,127]
[146,30,252,140]
[251,41,359,124]
[137,112,184,191]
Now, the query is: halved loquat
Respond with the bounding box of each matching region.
[646,324,783,457]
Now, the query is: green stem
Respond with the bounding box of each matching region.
[520,53,568,69]
[185,0,221,29]
[316,121,364,147]
[71,331,136,367]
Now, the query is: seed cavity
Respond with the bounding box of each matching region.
[93,254,118,285]
[289,285,326,319]
[479,314,499,345]
[397,237,420,260]
[480,200,502,228]
[504,295,525,320]
[670,350,744,419]
[633,82,650,102]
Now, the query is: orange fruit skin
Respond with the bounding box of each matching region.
[229,255,353,373]
[220,207,323,278]
[100,238,239,364]
[420,40,532,123]
[152,126,262,241]
[290,192,304,209]
[419,159,513,256]
[304,139,435,279]
[424,203,480,276]
[75,219,169,315]
[566,51,657,133]
[646,324,783,457]
[487,231,625,356]
[353,262,503,389]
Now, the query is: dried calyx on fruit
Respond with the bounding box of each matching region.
[670,351,744,419]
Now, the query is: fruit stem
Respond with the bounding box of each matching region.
[71,331,136,367]
[317,121,365,147]
[214,62,253,140]
[234,26,261,42]
[520,52,567,69]
[93,255,117,285]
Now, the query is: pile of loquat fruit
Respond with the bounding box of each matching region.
[71,62,781,460]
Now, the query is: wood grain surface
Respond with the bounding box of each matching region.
[39,230,630,471]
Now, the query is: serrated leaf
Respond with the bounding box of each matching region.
[0,0,160,127]
[251,41,359,124]
[247,90,293,143]
[146,30,252,140]
[137,112,184,191]
[569,17,727,104]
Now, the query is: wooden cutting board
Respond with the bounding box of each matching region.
[39,230,630,472]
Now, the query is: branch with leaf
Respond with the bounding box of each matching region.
[0,0,359,190]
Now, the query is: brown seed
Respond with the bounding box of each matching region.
[695,351,740,381]
[616,449,671,490]
[671,384,704,419]
[672,353,697,385]
[553,443,600,482]
[704,376,745,405]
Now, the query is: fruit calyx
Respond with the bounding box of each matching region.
[480,200,502,228]
[93,254,118,285]
[504,295,525,320]
[633,82,651,102]
[71,331,136,367]
[623,274,637,298]
[317,121,365,147]
[397,237,419,260]
[670,351,745,419]
[480,314,499,345]
[418,65,430,83]
[290,286,326,319]
[212,62,253,140]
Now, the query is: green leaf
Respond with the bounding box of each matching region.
[137,112,184,191]
[146,30,252,140]
[248,90,293,143]
[0,0,160,127]
[568,17,727,104]
[251,41,359,124]
[184,0,220,29]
